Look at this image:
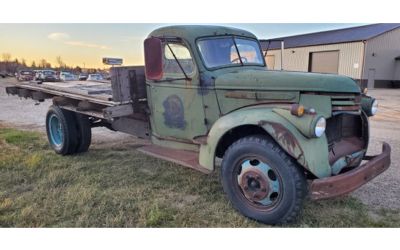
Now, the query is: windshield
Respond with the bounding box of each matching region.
[197,37,264,69]
[43,71,55,75]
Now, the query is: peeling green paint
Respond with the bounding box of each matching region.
[199,107,331,178]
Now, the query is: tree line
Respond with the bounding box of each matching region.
[0,53,102,74]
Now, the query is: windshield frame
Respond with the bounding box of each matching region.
[196,35,266,71]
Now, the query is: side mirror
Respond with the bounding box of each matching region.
[144,37,163,80]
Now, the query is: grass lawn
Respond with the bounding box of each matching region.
[0,126,399,227]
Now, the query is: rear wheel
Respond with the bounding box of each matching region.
[221,135,308,224]
[74,113,92,153]
[46,105,78,155]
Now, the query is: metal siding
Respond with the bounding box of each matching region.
[363,28,400,80]
[264,42,364,79]
[266,55,275,70]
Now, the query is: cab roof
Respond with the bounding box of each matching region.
[148,25,258,41]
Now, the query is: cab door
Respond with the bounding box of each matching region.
[146,39,208,141]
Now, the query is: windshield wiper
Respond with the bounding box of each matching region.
[232,36,243,66]
[165,42,191,81]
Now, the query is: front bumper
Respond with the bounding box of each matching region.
[310,142,391,200]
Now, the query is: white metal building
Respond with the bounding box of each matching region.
[260,24,400,88]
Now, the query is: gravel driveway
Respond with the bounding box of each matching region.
[0,78,399,210]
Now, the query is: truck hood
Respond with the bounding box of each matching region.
[214,69,361,93]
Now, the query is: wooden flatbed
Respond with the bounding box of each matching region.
[7,80,116,106]
[6,66,150,139]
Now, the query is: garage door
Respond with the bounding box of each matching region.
[309,51,339,74]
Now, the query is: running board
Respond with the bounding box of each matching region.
[137,145,211,174]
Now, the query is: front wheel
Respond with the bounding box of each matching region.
[221,135,308,224]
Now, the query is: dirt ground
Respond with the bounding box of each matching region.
[0,78,399,210]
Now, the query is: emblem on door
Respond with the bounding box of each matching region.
[163,95,187,129]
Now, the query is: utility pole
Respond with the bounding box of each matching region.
[280,40,285,71]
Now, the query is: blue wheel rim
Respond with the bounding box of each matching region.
[49,114,63,147]
[237,158,282,207]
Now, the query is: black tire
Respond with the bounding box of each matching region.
[221,135,307,225]
[45,105,79,155]
[74,113,92,153]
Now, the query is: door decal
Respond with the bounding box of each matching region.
[163,95,187,129]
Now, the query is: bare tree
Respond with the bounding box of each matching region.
[2,53,12,72]
[56,56,65,69]
[11,59,20,73]
[39,59,47,68]
[21,58,27,67]
[2,53,11,62]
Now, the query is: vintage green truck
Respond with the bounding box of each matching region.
[6,25,391,224]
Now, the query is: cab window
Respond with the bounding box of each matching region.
[163,43,195,79]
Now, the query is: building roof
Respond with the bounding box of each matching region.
[260,23,400,50]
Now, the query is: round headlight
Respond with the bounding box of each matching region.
[314,117,326,137]
[371,99,378,116]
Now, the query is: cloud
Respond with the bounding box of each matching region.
[64,41,110,50]
[47,32,110,50]
[48,32,70,41]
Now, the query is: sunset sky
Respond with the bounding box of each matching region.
[0,23,365,68]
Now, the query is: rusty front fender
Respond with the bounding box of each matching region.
[199,107,331,178]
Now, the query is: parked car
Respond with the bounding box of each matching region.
[35,70,57,82]
[87,74,104,81]
[101,73,111,80]
[78,73,88,81]
[17,70,35,81]
[0,72,6,78]
[59,72,77,81]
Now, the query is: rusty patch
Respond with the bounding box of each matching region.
[259,120,305,165]
[192,135,208,145]
[238,168,269,201]
[162,94,186,129]
[332,105,360,111]
[310,142,391,200]
[138,144,211,174]
[328,137,364,165]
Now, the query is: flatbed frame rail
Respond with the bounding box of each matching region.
[5,82,133,120]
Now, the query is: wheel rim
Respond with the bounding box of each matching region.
[48,114,63,147]
[236,158,282,208]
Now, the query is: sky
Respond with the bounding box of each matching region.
[0,23,366,68]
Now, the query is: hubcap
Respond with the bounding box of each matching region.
[237,159,281,206]
[49,114,63,147]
